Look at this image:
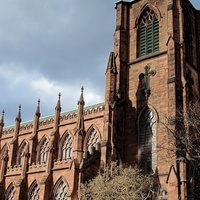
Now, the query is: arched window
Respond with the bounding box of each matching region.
[87,129,100,153]
[139,108,157,173]
[39,137,49,163]
[28,181,40,200]
[138,6,159,57]
[53,178,68,200]
[61,132,73,161]
[0,144,8,162]
[0,144,8,181]
[17,140,28,165]
[5,183,15,200]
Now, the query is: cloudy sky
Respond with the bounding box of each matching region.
[0,0,199,126]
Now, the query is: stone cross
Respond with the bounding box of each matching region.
[140,65,156,99]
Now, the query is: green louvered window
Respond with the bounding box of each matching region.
[138,8,159,57]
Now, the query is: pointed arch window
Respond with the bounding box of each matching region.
[61,133,73,161]
[138,7,159,57]
[28,182,40,200]
[0,144,8,181]
[5,183,15,200]
[139,108,157,173]
[0,144,8,162]
[53,178,68,200]
[17,141,28,165]
[39,138,49,163]
[87,129,100,153]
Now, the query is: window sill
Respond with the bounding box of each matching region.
[128,51,167,66]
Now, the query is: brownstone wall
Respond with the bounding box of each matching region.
[112,0,200,199]
[0,103,104,200]
[0,0,200,199]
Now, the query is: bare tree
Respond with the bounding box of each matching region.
[81,163,156,200]
[162,102,200,199]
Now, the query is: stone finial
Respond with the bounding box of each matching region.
[106,52,117,74]
[55,93,61,111]
[54,93,61,130]
[75,87,85,132]
[78,87,85,106]
[15,105,21,122]
[35,99,41,117]
[0,110,4,126]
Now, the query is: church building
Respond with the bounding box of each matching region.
[0,0,200,199]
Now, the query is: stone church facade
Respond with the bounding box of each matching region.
[0,0,200,199]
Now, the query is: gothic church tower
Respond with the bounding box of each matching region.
[103,0,200,199]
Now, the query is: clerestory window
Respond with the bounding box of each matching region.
[138,7,159,57]
[39,138,48,163]
[61,133,73,161]
[87,129,99,153]
[17,141,28,165]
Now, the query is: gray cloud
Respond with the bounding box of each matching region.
[0,0,117,125]
[0,0,199,126]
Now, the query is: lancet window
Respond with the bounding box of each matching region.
[53,178,68,200]
[39,137,49,163]
[61,133,73,161]
[0,144,8,162]
[17,141,28,165]
[139,108,157,173]
[138,7,159,57]
[28,182,40,200]
[5,184,15,200]
[87,129,99,152]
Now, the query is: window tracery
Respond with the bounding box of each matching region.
[139,108,157,173]
[29,182,40,200]
[0,144,8,161]
[138,7,159,57]
[87,129,99,152]
[54,179,68,200]
[5,184,15,200]
[61,133,73,160]
[17,141,28,165]
[39,138,48,163]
